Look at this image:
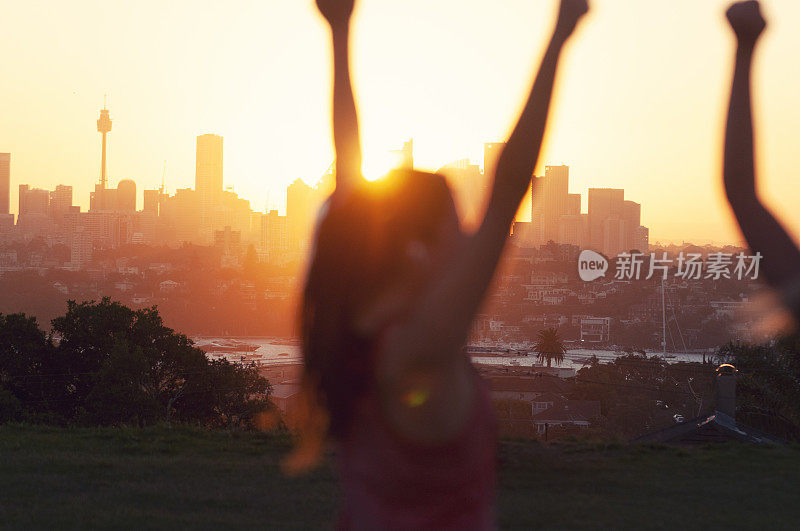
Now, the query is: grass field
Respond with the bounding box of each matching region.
[1,424,799,530]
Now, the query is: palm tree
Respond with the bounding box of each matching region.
[534,327,566,368]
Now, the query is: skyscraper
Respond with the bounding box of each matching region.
[437,158,486,230]
[260,209,287,261]
[0,153,9,215]
[196,136,223,201]
[540,165,570,243]
[49,185,73,214]
[287,178,314,251]
[588,188,625,256]
[623,200,641,251]
[195,134,223,241]
[143,189,166,217]
[566,193,581,216]
[18,184,49,215]
[117,179,136,211]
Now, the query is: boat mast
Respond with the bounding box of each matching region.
[661,276,667,356]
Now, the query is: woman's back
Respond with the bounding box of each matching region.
[337,367,496,531]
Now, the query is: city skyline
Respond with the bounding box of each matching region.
[0,118,713,249]
[5,1,800,244]
[0,131,749,246]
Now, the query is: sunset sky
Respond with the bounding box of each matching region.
[2,0,800,244]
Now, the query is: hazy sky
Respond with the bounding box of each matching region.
[2,0,800,244]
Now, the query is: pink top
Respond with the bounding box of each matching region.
[336,367,497,530]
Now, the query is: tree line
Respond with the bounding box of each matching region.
[0,298,272,428]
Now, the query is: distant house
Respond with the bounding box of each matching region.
[0,251,18,265]
[159,280,179,293]
[489,373,601,439]
[52,281,68,295]
[532,400,601,435]
[632,411,781,445]
[488,374,572,404]
[580,317,611,342]
[148,262,173,274]
[114,281,135,292]
[532,392,563,415]
[633,365,783,445]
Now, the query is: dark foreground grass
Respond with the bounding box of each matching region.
[1,424,799,530]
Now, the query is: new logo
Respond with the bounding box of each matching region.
[578,250,608,281]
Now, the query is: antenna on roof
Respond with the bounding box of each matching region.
[161,160,166,193]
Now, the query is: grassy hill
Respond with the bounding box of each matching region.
[1,424,799,530]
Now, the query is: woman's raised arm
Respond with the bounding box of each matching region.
[317,0,364,195]
[410,0,588,352]
[388,0,589,383]
[723,1,800,316]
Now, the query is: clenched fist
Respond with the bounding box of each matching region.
[726,1,767,44]
[316,0,355,27]
[555,0,590,38]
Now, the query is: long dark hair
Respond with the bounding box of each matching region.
[300,170,455,440]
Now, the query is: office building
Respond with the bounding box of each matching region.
[0,153,9,215]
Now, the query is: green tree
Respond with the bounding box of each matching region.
[48,298,272,427]
[0,313,54,422]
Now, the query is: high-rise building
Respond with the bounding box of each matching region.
[260,209,287,261]
[622,200,642,252]
[588,188,625,256]
[437,159,486,229]
[90,185,114,211]
[214,190,253,242]
[633,225,650,253]
[49,185,73,214]
[195,134,223,241]
[559,213,588,248]
[567,193,581,216]
[18,185,50,215]
[214,225,242,253]
[0,153,10,215]
[287,178,315,251]
[539,165,570,243]
[16,185,51,238]
[117,179,136,211]
[69,226,93,269]
[160,188,202,244]
[143,189,167,216]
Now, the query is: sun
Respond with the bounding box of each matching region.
[362,149,405,182]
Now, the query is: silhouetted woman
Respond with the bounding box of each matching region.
[723,1,800,323]
[296,0,589,528]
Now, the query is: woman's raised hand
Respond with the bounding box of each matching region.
[316,0,355,27]
[555,0,590,39]
[726,1,767,44]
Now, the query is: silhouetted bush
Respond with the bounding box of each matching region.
[0,298,271,428]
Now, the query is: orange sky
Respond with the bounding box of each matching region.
[1,0,800,245]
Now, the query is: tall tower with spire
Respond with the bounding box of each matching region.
[97,98,112,189]
[91,99,115,211]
